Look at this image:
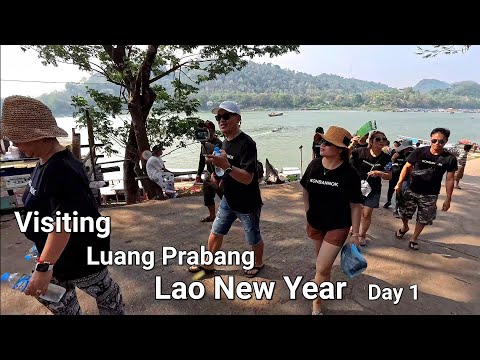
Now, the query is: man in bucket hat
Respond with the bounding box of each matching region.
[1,96,125,315]
[383,139,414,210]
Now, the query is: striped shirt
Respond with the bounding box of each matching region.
[456,149,468,167]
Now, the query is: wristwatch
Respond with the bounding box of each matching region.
[35,260,54,272]
[225,166,233,175]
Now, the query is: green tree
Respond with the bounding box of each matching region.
[22,45,299,203]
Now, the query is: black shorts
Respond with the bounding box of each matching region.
[203,180,223,206]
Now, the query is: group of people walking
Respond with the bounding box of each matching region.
[186,101,461,315]
[1,95,465,315]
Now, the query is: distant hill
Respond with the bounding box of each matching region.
[450,81,480,97]
[413,79,451,92]
[2,63,479,116]
[195,61,392,95]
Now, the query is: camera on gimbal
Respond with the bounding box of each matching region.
[194,127,210,143]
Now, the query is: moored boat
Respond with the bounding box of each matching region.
[268,112,284,117]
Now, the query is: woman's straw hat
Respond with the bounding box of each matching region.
[1,95,68,143]
[320,126,353,148]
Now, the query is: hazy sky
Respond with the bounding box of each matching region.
[1,45,478,98]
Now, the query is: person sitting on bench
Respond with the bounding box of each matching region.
[146,144,176,198]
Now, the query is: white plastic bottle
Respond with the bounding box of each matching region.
[213,146,225,177]
[1,272,66,303]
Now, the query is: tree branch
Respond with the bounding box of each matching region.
[149,61,190,84]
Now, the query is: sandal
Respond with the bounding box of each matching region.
[188,265,215,274]
[395,228,409,239]
[312,310,323,315]
[358,236,367,246]
[409,241,419,250]
[244,265,265,278]
[200,216,215,222]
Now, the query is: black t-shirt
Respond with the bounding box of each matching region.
[301,160,364,231]
[312,141,321,159]
[407,147,458,195]
[197,137,223,177]
[350,148,391,194]
[392,151,409,174]
[21,150,109,281]
[222,132,262,213]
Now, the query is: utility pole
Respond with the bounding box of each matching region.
[299,145,303,175]
[85,109,97,181]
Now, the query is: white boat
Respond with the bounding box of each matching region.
[280,167,301,180]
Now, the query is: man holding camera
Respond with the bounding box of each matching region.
[195,120,223,222]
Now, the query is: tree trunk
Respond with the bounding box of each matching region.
[124,100,161,202]
[124,124,140,204]
[123,45,160,202]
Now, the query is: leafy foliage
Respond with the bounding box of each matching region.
[20,45,299,155]
[18,45,300,202]
[416,45,471,58]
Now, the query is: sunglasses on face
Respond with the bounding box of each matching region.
[215,113,236,121]
[374,137,388,142]
[431,139,446,145]
[320,139,334,147]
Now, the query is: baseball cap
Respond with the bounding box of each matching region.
[211,101,241,115]
[152,144,165,152]
[203,120,215,130]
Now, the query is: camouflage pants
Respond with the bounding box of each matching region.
[37,268,125,315]
[399,189,438,225]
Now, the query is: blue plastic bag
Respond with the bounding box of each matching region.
[341,243,367,278]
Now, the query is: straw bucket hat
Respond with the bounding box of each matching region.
[320,126,353,148]
[1,95,68,143]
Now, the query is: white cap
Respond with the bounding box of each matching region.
[211,101,241,115]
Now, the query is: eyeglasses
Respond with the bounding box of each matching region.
[431,139,446,145]
[374,137,388,142]
[215,113,236,121]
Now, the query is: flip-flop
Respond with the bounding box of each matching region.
[312,310,323,315]
[200,217,215,222]
[409,241,419,250]
[188,265,215,274]
[244,265,265,278]
[395,228,409,239]
[359,236,367,246]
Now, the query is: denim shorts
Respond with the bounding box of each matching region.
[364,191,381,209]
[211,197,262,245]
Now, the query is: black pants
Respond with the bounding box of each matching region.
[203,179,223,206]
[387,171,401,203]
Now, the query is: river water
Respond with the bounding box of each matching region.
[55,110,480,180]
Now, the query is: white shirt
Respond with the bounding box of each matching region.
[146,156,165,181]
